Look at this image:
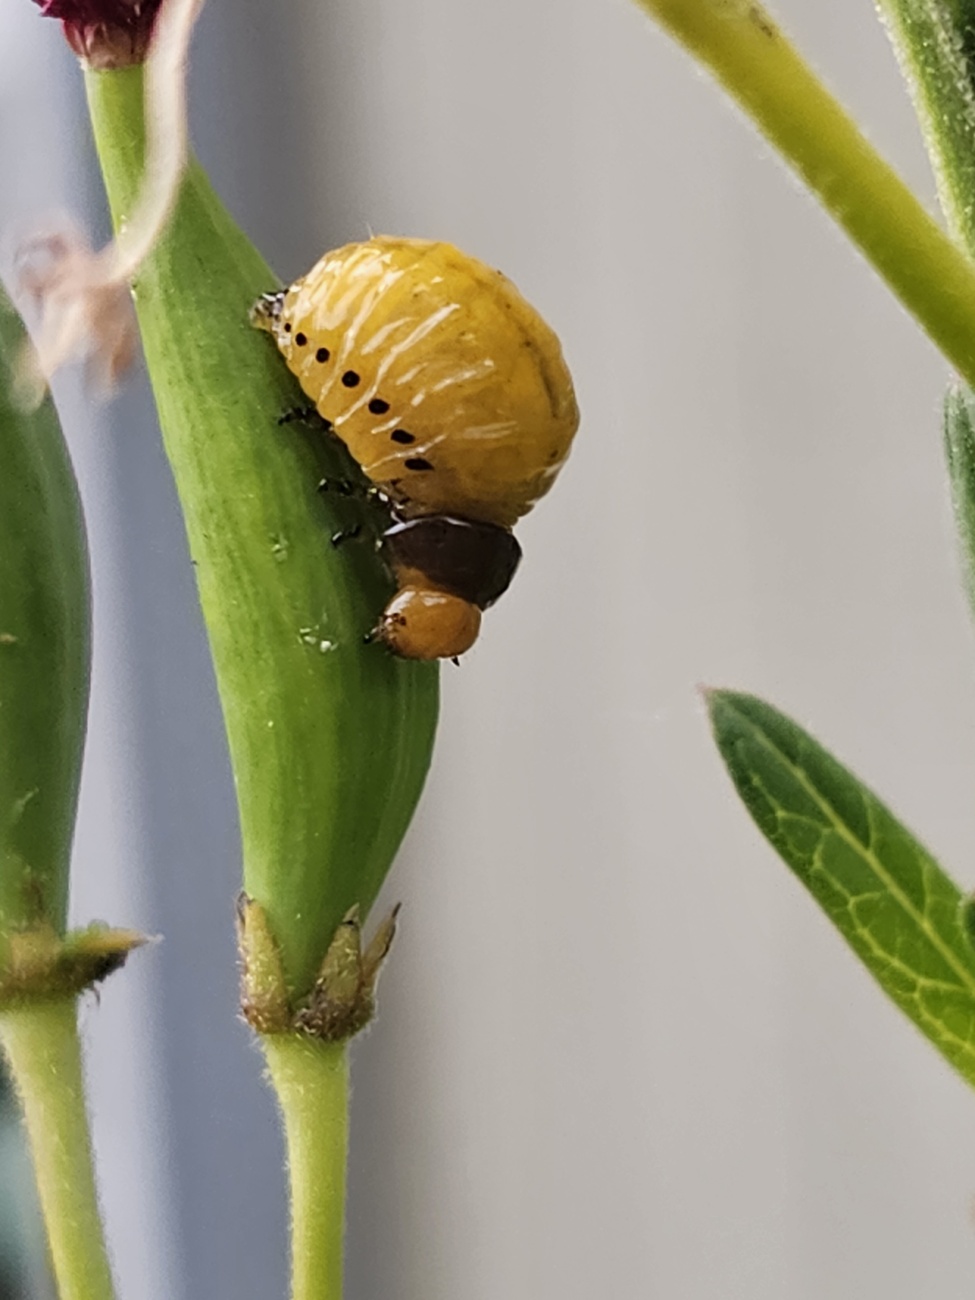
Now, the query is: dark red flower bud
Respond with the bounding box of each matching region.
[33,0,163,69]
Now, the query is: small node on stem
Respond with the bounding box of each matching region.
[0,924,147,1004]
[237,898,400,1042]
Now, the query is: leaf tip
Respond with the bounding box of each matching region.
[698,684,743,729]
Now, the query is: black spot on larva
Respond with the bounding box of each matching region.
[295,332,307,347]
[369,397,390,414]
[404,457,434,472]
[342,370,360,388]
[283,322,292,333]
[391,429,415,445]
[316,347,330,363]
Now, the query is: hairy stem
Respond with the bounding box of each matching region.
[0,999,115,1300]
[871,0,975,255]
[634,0,975,383]
[262,1037,348,1300]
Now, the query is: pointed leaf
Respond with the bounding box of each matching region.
[708,689,975,1088]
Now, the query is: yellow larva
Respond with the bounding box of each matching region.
[253,236,579,659]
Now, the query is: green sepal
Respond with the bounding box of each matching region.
[237,893,291,1034]
[708,688,975,1089]
[238,897,397,1042]
[0,286,90,936]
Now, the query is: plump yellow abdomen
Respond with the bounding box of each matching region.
[263,236,578,529]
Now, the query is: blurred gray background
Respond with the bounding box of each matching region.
[4,0,975,1297]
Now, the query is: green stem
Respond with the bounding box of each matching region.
[0,999,115,1300]
[84,64,438,1001]
[634,0,975,384]
[262,1037,348,1300]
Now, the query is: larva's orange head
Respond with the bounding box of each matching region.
[378,587,481,661]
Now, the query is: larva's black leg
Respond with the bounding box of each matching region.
[330,524,363,548]
[318,478,359,498]
[278,405,332,431]
[318,478,390,509]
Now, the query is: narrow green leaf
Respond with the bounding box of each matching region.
[873,0,975,254]
[708,689,975,1088]
[0,286,90,934]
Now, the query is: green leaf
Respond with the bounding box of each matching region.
[0,286,90,935]
[873,0,975,254]
[708,689,975,1088]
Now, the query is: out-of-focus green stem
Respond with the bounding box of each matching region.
[0,288,89,935]
[633,0,975,384]
[0,1000,115,1300]
[0,265,132,1300]
[262,1037,348,1300]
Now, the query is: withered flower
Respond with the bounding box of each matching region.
[32,0,164,69]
